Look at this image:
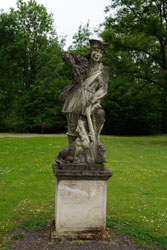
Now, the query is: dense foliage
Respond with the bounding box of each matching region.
[0,0,68,133]
[101,0,167,134]
[0,0,166,135]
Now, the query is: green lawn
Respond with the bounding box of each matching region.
[0,135,167,249]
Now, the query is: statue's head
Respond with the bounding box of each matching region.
[89,39,108,53]
[88,39,109,63]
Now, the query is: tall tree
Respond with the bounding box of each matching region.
[101,0,167,133]
[12,0,57,87]
[0,0,66,132]
[0,11,22,130]
[68,21,92,56]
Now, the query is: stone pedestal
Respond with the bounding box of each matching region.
[52,164,112,239]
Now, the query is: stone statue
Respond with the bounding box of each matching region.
[56,39,109,169]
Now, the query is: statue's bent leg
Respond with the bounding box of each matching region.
[92,108,106,163]
[66,113,79,145]
[92,108,105,142]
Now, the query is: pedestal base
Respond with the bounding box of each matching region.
[52,164,112,239]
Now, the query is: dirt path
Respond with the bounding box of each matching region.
[7,227,149,250]
[0,133,65,138]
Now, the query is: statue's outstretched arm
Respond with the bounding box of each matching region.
[62,52,88,83]
[62,52,76,67]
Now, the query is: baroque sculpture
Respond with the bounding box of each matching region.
[51,40,112,240]
[56,39,109,169]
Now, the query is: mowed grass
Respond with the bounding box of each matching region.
[0,135,167,249]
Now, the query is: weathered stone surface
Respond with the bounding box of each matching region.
[55,179,107,234]
[52,164,112,180]
[55,162,104,171]
[55,39,109,166]
[51,39,112,239]
[53,165,112,238]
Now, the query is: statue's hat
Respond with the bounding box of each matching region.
[89,39,109,52]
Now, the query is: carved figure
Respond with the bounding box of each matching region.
[56,39,109,167]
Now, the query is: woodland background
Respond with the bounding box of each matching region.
[1,0,167,135]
